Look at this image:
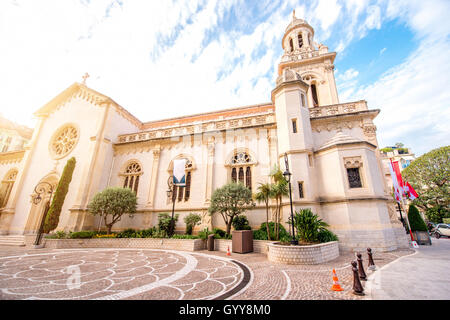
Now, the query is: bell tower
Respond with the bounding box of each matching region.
[279,11,339,107]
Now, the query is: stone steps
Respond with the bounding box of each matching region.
[0,235,26,247]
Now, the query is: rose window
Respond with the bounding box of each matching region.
[50,125,78,159]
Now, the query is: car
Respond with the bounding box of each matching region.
[434,224,450,239]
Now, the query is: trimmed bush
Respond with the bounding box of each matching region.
[232,215,251,231]
[291,208,330,243]
[317,229,338,243]
[184,213,201,235]
[69,231,97,239]
[408,204,428,232]
[253,222,289,240]
[158,212,179,237]
[43,157,76,233]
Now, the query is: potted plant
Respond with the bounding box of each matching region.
[231,215,253,253]
[408,204,432,245]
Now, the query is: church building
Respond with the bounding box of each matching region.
[0,13,409,252]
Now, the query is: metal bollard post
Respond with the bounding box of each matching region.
[356,253,367,281]
[351,261,365,296]
[367,248,376,271]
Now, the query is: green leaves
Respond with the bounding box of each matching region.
[402,145,449,213]
[43,157,76,233]
[408,204,428,232]
[88,187,137,234]
[208,182,254,235]
[290,208,331,243]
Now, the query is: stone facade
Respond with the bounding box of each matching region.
[0,13,409,252]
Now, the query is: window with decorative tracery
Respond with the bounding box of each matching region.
[122,162,142,193]
[50,125,79,159]
[230,152,252,190]
[0,169,18,208]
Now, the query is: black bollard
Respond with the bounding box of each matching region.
[356,253,367,281]
[351,261,365,296]
[367,248,376,271]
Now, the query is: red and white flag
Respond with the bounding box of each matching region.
[404,181,419,200]
[388,160,403,203]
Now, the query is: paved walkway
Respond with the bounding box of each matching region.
[0,245,415,300]
[366,238,450,300]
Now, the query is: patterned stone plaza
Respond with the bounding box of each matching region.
[0,246,414,300]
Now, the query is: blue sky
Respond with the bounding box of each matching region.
[0,0,449,156]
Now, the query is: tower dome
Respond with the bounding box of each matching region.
[282,10,315,54]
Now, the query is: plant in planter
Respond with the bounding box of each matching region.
[290,208,337,244]
[184,213,201,235]
[232,215,251,230]
[408,204,432,245]
[158,212,179,237]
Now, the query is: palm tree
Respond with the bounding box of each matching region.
[270,165,288,240]
[254,183,273,240]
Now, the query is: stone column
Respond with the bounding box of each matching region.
[204,139,215,205]
[325,64,339,104]
[146,147,161,208]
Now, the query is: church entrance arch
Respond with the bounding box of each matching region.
[24,173,59,234]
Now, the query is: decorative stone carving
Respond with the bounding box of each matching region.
[363,124,377,137]
[343,156,363,169]
[49,125,79,159]
[326,106,339,116]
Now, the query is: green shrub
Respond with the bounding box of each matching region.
[425,206,449,224]
[198,228,213,240]
[443,218,450,224]
[45,231,68,239]
[69,231,97,239]
[291,208,329,243]
[158,212,179,237]
[184,213,201,235]
[408,204,428,232]
[232,215,251,231]
[317,229,338,243]
[213,228,227,239]
[141,227,156,238]
[43,157,76,233]
[253,222,289,240]
[116,228,137,238]
[171,234,199,239]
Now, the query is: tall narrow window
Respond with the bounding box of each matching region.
[122,162,142,193]
[301,93,306,107]
[292,119,298,133]
[298,182,304,199]
[238,167,244,184]
[289,38,294,52]
[347,168,362,188]
[231,167,237,182]
[298,34,303,48]
[230,151,253,190]
[184,171,191,201]
[170,158,194,202]
[245,167,252,191]
[311,84,319,107]
[0,169,18,208]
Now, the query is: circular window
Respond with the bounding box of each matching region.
[49,125,79,159]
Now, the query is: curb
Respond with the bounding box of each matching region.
[363,249,418,300]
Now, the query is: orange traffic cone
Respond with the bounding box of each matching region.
[331,269,344,291]
[226,246,231,256]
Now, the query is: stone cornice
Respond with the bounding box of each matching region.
[0,150,25,165]
[115,112,276,146]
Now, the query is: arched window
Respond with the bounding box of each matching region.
[122,162,142,193]
[298,34,303,48]
[311,83,319,107]
[0,169,18,208]
[230,152,253,190]
[170,159,193,202]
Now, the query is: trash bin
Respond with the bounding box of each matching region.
[207,234,215,251]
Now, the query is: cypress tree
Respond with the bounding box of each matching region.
[408,204,428,232]
[43,157,76,233]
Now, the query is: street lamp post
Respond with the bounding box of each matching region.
[167,176,176,237]
[32,181,54,246]
[283,153,298,245]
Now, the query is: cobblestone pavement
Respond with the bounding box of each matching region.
[0,246,414,300]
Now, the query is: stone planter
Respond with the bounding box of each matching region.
[42,238,206,251]
[413,231,432,245]
[232,230,253,253]
[267,241,339,265]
